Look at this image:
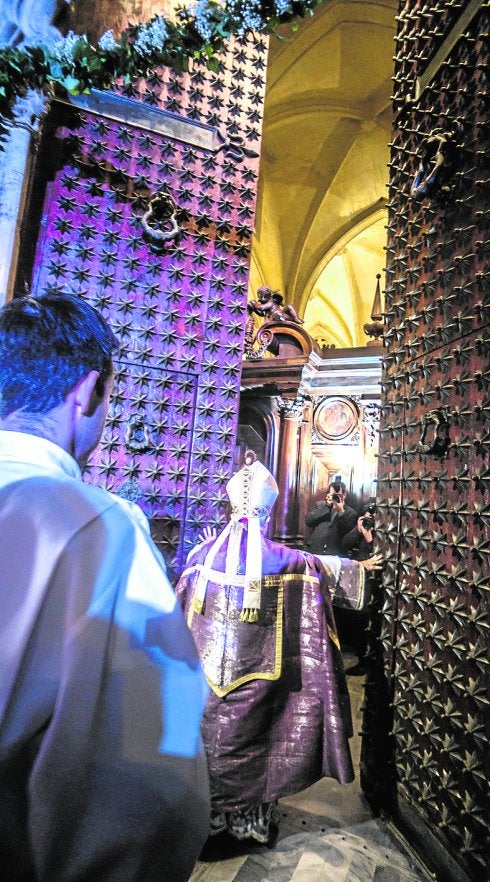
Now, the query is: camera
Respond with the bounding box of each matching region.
[361,504,376,531]
[332,493,341,503]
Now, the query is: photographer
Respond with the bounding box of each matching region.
[305,480,358,555]
[340,506,375,561]
[339,504,377,676]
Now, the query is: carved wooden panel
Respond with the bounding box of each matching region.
[28,34,268,569]
[361,3,489,880]
[311,396,380,508]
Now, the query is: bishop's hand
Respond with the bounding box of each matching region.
[361,553,384,572]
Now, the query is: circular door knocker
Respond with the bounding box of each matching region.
[125,414,153,454]
[141,188,180,248]
[419,408,450,457]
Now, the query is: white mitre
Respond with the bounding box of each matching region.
[227,458,279,521]
[192,453,279,622]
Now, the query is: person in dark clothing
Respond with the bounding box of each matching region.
[339,506,376,675]
[305,481,358,555]
[341,509,374,561]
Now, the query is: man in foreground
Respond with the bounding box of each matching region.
[0,293,209,881]
[176,451,381,849]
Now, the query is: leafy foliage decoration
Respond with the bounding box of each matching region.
[0,1,324,135]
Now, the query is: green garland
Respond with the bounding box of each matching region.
[0,1,324,135]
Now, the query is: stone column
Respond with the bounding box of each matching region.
[272,393,307,546]
[0,90,47,304]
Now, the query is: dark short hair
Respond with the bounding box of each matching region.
[329,481,346,494]
[0,293,117,417]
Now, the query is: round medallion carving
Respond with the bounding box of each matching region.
[313,397,359,442]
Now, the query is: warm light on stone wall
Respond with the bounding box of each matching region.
[67,0,176,41]
[250,2,394,350]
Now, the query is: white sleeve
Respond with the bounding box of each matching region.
[25,503,209,882]
[109,492,153,536]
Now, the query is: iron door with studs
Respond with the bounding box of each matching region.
[26,34,268,571]
[360,3,489,880]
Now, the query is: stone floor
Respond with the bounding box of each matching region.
[189,654,430,882]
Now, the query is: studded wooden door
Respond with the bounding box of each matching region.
[26,34,267,572]
[360,4,489,881]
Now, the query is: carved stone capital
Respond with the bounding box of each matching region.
[276,393,307,421]
[9,89,49,136]
[0,0,73,49]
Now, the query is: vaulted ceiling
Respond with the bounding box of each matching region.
[250,0,397,348]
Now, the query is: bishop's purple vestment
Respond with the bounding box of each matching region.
[176,528,356,814]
